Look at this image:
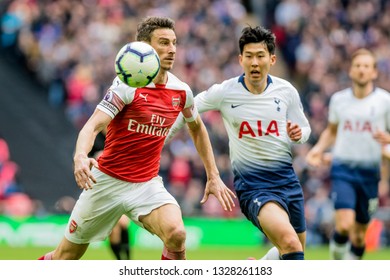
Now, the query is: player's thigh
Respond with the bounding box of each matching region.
[140,203,185,241]
[109,223,122,243]
[66,169,126,243]
[258,202,299,246]
[297,231,306,251]
[126,176,183,239]
[118,215,130,229]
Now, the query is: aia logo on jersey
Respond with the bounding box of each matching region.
[69,219,78,234]
[343,120,372,133]
[172,96,181,110]
[239,120,280,138]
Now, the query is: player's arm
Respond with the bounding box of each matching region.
[306,122,338,167]
[286,89,311,143]
[184,111,235,211]
[165,112,186,144]
[73,109,112,190]
[383,144,390,160]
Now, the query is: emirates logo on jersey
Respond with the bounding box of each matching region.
[172,96,181,110]
[69,219,78,234]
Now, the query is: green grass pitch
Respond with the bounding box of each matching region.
[1,244,389,260]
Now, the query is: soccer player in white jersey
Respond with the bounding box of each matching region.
[168,26,311,260]
[306,48,390,260]
[38,16,235,260]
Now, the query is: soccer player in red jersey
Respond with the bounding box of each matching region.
[38,16,235,260]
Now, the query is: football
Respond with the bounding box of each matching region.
[114,41,160,88]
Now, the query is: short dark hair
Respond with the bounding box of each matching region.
[136,16,175,42]
[239,26,276,55]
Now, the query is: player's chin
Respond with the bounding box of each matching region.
[162,60,174,70]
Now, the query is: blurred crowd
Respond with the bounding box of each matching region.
[0,136,37,216]
[1,0,390,246]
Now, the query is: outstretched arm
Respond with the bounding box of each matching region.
[185,112,236,211]
[306,123,338,167]
[73,109,111,190]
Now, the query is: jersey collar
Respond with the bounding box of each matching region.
[238,74,273,93]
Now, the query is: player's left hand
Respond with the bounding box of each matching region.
[201,176,236,211]
[373,130,390,145]
[287,120,302,142]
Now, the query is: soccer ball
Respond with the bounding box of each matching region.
[114,41,160,88]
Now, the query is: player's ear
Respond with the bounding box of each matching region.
[270,54,276,66]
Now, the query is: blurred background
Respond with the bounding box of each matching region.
[0,0,389,258]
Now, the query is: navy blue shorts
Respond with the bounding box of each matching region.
[331,178,379,224]
[331,161,379,224]
[236,181,306,234]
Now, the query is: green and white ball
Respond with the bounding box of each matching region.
[115,41,160,88]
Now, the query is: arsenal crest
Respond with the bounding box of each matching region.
[172,96,181,110]
[69,219,78,233]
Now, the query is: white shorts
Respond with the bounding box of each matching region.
[64,167,179,244]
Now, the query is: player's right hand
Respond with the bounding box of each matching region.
[305,148,323,168]
[201,176,236,212]
[73,154,99,190]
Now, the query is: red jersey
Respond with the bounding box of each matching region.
[96,73,196,182]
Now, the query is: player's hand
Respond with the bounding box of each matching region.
[73,154,99,190]
[373,130,390,145]
[305,148,324,168]
[201,176,236,211]
[287,120,302,142]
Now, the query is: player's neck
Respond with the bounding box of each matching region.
[245,79,267,95]
[153,70,168,85]
[352,83,374,99]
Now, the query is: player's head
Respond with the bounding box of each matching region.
[349,48,378,87]
[238,26,276,55]
[238,26,276,92]
[136,16,176,71]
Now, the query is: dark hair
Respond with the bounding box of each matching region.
[136,16,175,42]
[239,26,276,55]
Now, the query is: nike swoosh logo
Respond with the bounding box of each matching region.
[231,104,244,108]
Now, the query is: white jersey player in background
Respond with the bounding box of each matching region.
[306,48,390,259]
[168,26,311,260]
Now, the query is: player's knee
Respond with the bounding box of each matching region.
[165,227,186,249]
[350,230,366,246]
[279,234,302,254]
[336,222,353,235]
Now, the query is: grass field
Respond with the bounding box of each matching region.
[1,244,389,260]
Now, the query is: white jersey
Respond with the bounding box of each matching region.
[329,87,390,166]
[169,74,311,190]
